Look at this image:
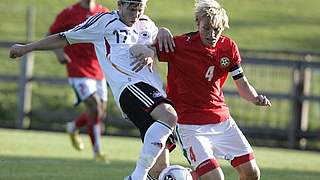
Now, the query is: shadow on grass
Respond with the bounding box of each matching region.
[1,155,319,180]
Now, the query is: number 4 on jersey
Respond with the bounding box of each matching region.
[205,66,215,81]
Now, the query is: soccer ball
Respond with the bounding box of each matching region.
[158,165,193,180]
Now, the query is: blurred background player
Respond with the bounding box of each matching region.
[47,0,109,163]
[130,0,272,179]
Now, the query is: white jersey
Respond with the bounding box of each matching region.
[62,11,166,108]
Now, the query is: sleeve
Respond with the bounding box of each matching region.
[231,40,242,65]
[228,41,244,80]
[62,12,108,44]
[49,9,69,34]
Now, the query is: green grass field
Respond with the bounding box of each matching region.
[0,128,319,180]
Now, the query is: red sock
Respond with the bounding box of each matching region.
[75,112,88,128]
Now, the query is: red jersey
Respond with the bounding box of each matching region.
[49,3,109,79]
[157,32,242,125]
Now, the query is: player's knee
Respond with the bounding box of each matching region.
[241,166,260,180]
[166,112,177,128]
[161,105,178,128]
[100,102,107,117]
[86,100,105,120]
[251,169,260,180]
[237,162,260,180]
[233,154,260,180]
[151,103,177,128]
[85,93,101,109]
[96,104,105,119]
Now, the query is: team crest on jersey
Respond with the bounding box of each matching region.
[220,57,230,68]
[140,31,151,40]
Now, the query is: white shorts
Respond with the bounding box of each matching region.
[68,77,108,105]
[176,117,253,168]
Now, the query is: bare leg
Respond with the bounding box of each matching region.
[83,93,108,162]
[234,160,260,180]
[198,167,224,180]
[149,148,169,179]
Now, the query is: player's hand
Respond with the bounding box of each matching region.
[130,53,154,73]
[157,27,175,53]
[130,45,155,72]
[9,44,29,59]
[254,95,272,107]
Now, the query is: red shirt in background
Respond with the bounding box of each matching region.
[157,32,241,125]
[49,3,109,80]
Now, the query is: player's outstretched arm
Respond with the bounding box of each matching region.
[46,32,71,64]
[234,76,272,107]
[9,33,69,59]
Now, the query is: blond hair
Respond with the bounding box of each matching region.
[194,0,229,29]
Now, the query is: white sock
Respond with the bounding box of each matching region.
[93,124,102,154]
[131,121,172,180]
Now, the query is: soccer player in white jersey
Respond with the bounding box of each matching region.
[9,0,177,180]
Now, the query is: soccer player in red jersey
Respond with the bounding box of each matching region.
[47,0,109,163]
[130,0,271,179]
